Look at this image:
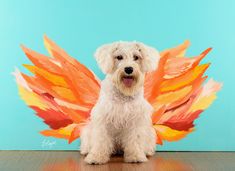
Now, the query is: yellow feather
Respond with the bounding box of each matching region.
[41,124,77,139]
[160,64,209,92]
[18,86,47,110]
[176,49,186,57]
[153,125,193,141]
[44,36,53,57]
[52,86,77,102]
[23,65,68,88]
[153,86,192,107]
[190,93,217,112]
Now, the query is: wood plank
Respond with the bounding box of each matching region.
[0,151,235,171]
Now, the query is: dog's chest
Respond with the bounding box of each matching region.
[107,89,146,115]
[96,79,153,129]
[105,102,142,129]
[102,94,151,129]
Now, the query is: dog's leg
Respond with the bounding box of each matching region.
[144,127,156,156]
[122,127,148,163]
[80,124,91,155]
[84,124,113,164]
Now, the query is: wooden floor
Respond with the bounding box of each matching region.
[0,151,235,171]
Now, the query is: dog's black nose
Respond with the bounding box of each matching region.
[124,67,133,74]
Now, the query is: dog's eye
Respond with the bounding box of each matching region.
[116,55,123,60]
[133,55,139,61]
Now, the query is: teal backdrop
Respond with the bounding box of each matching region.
[0,0,234,151]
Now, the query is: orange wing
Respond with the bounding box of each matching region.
[14,36,101,143]
[15,37,222,145]
[144,41,222,145]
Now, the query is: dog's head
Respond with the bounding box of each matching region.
[95,41,160,96]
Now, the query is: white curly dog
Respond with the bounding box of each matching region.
[80,41,160,164]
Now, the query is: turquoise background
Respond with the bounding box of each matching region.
[0,0,234,151]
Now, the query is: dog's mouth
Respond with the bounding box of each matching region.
[121,75,135,87]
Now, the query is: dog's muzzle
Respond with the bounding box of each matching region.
[121,75,135,87]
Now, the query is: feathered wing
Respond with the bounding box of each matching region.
[14,36,101,143]
[15,37,222,145]
[145,41,222,145]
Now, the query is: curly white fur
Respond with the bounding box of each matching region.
[80,41,160,164]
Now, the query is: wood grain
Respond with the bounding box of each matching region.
[0,151,235,171]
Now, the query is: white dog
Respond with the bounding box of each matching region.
[80,41,160,164]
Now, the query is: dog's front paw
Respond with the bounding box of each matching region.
[124,153,148,163]
[84,153,109,165]
[80,150,88,156]
[145,148,155,156]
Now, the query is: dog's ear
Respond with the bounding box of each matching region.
[136,42,160,72]
[94,43,117,74]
